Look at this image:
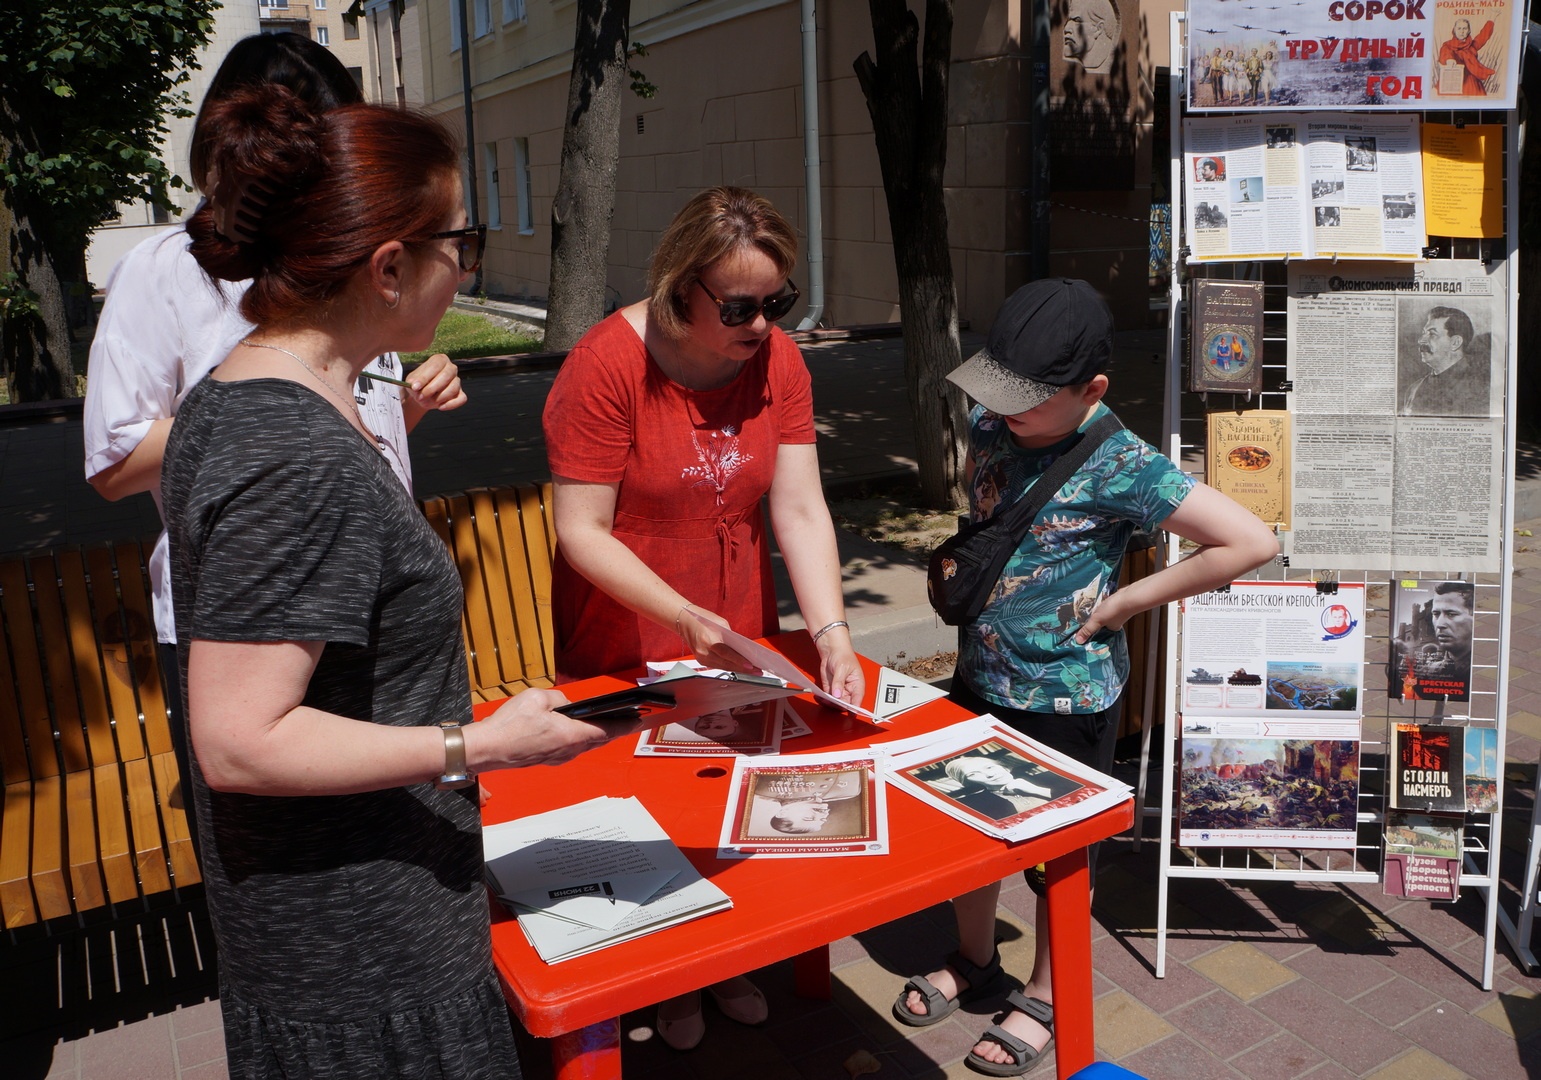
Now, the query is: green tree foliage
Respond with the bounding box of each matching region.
[0,0,215,401]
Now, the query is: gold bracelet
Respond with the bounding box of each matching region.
[810,620,849,643]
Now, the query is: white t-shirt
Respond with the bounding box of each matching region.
[83,226,414,643]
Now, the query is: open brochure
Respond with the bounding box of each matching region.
[882,715,1132,843]
[483,796,731,963]
[1183,113,1425,262]
[682,610,884,722]
[717,749,890,858]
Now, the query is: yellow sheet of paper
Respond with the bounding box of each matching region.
[1422,123,1503,238]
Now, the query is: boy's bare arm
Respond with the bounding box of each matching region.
[1074,482,1277,643]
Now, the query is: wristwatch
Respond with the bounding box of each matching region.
[435,721,476,790]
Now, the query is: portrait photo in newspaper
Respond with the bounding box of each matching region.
[1397,294,1498,417]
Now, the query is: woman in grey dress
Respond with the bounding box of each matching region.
[162,89,608,1078]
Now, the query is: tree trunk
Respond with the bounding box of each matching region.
[855,0,966,511]
[0,106,74,402]
[544,0,630,352]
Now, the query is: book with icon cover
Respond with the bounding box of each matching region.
[1191,279,1265,395]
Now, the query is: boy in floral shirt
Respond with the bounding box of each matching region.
[894,279,1277,1075]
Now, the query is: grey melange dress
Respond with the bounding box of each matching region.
[162,377,521,1080]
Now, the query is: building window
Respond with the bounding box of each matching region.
[343,13,360,39]
[514,136,533,234]
[474,0,491,37]
[316,26,330,46]
[450,0,463,50]
[314,0,326,8]
[484,143,502,230]
[259,0,288,9]
[503,0,525,22]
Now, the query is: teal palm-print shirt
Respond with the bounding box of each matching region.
[959,402,1194,714]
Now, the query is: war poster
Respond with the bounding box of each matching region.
[1180,581,1365,721]
[1206,409,1290,528]
[1185,0,1523,111]
[1191,279,1266,395]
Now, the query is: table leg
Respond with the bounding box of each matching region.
[1044,845,1094,1080]
[550,1017,622,1080]
[792,943,832,999]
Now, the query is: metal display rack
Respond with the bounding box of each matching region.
[1151,12,1522,990]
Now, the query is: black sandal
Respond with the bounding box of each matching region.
[965,990,1054,1076]
[890,947,1004,1028]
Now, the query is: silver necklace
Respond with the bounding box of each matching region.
[240,337,385,447]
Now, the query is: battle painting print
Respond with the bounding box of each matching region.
[1179,734,1360,847]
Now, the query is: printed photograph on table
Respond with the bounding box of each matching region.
[1391,723,1467,813]
[1383,811,1463,902]
[633,699,790,756]
[1387,580,1475,702]
[882,715,1131,843]
[1178,733,1360,848]
[903,739,1086,832]
[718,750,888,858]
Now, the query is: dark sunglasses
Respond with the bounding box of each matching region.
[697,278,800,327]
[418,223,487,273]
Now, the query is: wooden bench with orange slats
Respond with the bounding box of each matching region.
[0,543,196,930]
[419,481,559,702]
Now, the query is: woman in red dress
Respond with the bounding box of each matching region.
[542,186,864,1050]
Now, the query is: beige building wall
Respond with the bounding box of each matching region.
[419,0,1158,331]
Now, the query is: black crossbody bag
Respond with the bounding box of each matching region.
[927,412,1124,626]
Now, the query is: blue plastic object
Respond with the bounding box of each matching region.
[1069,1065,1148,1080]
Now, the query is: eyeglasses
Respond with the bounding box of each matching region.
[697,278,800,327]
[418,223,487,274]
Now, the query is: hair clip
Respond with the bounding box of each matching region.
[207,163,276,245]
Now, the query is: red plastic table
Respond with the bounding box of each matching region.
[478,633,1133,1080]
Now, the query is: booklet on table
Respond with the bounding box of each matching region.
[483,795,731,963]
[716,748,890,858]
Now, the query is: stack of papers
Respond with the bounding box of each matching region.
[882,716,1132,843]
[483,796,731,963]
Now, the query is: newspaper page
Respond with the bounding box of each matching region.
[1177,581,1363,849]
[1304,115,1425,259]
[1184,115,1307,261]
[1283,261,1504,572]
[1185,0,1524,111]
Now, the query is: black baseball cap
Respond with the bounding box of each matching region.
[945,278,1113,415]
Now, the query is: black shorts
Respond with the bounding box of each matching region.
[948,680,1122,894]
